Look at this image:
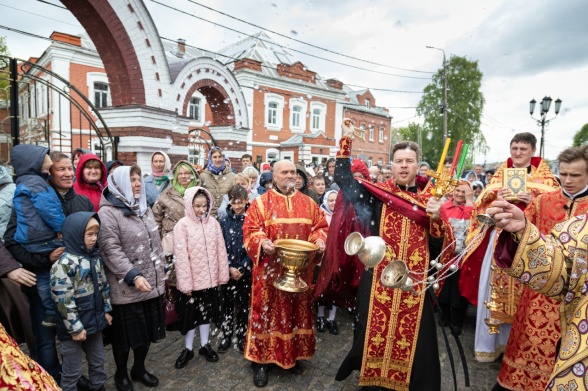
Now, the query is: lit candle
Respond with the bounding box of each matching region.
[437,138,451,174]
[456,144,469,179]
[449,140,462,176]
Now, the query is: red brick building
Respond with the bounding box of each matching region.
[4,1,392,171]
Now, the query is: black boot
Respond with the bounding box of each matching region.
[199,343,219,362]
[253,364,269,387]
[218,337,231,353]
[112,347,132,391]
[316,316,326,332]
[327,320,339,335]
[175,348,194,369]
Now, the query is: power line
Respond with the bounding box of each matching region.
[0,24,98,55]
[150,0,430,80]
[183,0,434,75]
[0,3,82,28]
[35,0,67,9]
[345,84,423,94]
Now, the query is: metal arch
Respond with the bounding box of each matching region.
[0,55,117,162]
[188,127,216,167]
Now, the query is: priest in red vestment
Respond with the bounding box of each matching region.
[333,122,454,391]
[494,145,588,391]
[243,160,328,388]
[459,132,559,363]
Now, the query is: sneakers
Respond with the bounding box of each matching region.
[199,343,219,362]
[326,320,339,335]
[316,316,326,332]
[175,348,194,369]
[41,314,57,328]
[218,337,231,353]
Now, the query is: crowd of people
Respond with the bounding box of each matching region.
[1,121,588,391]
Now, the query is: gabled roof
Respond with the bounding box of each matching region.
[216,31,332,90]
[341,85,392,118]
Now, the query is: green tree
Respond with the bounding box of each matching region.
[0,36,10,93]
[573,123,588,146]
[416,55,487,165]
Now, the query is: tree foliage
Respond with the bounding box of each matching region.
[0,36,10,92]
[416,55,487,164]
[573,123,588,147]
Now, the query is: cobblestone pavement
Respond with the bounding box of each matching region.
[95,306,502,391]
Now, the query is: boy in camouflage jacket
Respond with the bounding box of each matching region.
[50,212,112,391]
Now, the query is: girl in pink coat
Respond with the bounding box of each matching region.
[172,186,230,369]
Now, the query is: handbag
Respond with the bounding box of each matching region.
[163,282,178,326]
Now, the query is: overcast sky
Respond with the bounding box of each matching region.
[2,0,587,164]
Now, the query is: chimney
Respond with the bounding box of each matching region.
[176,38,186,58]
[50,32,82,47]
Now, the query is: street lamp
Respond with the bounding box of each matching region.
[529,96,562,158]
[426,46,448,143]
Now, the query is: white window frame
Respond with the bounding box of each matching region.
[264,93,284,131]
[379,127,384,143]
[378,158,383,166]
[94,82,109,109]
[309,101,326,132]
[289,98,307,133]
[266,148,280,161]
[280,151,294,161]
[187,91,206,124]
[365,98,371,108]
[368,158,373,167]
[87,73,110,110]
[369,125,374,141]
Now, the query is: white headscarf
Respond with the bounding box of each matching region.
[107,166,148,216]
[320,189,338,216]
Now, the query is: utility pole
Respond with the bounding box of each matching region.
[426,46,448,143]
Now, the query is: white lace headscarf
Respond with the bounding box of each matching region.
[107,165,148,216]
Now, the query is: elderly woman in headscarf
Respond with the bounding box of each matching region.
[199,147,235,218]
[98,165,166,391]
[144,151,172,207]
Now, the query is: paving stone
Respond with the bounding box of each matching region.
[92,306,502,390]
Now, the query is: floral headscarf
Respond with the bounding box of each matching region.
[206,147,226,175]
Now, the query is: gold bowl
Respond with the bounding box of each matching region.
[273,239,318,292]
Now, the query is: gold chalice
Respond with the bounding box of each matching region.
[273,239,318,293]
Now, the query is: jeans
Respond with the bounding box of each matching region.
[27,292,61,384]
[36,270,56,318]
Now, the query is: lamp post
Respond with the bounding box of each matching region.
[426,46,448,143]
[529,96,562,158]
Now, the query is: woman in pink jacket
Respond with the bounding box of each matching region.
[172,186,229,369]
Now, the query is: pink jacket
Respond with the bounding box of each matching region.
[173,186,229,295]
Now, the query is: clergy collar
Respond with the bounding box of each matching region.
[274,186,295,196]
[396,183,418,193]
[563,184,588,200]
